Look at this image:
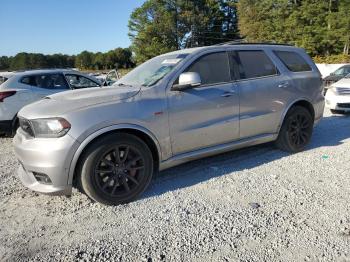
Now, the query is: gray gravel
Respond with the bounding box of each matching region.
[1,109,350,262]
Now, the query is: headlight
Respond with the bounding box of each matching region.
[21,118,71,138]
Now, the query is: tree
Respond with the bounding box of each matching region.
[129,0,240,63]
[237,0,350,56]
[75,51,93,70]
[0,48,134,72]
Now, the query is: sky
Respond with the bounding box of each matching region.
[0,0,145,56]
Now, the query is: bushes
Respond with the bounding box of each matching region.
[313,54,350,64]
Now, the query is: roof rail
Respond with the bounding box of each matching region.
[15,68,75,72]
[216,40,294,47]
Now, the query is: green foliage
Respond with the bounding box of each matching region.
[237,0,350,56]
[73,48,134,70]
[313,54,350,63]
[129,0,239,63]
[0,48,134,71]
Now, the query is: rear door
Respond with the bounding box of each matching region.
[230,49,289,139]
[167,51,240,155]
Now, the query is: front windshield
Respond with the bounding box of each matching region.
[115,53,188,87]
[333,67,345,76]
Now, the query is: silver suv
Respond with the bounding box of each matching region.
[13,44,325,205]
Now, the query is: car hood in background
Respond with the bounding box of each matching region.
[323,74,343,82]
[330,78,350,89]
[19,86,141,118]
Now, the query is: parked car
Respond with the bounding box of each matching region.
[0,69,101,136]
[14,44,324,205]
[104,69,121,86]
[325,73,350,114]
[95,70,121,86]
[323,65,350,92]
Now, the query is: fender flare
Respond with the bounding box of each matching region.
[67,124,162,185]
[276,97,314,134]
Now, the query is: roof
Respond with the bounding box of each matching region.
[11,69,79,77]
[161,42,298,57]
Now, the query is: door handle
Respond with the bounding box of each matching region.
[221,91,236,97]
[278,82,290,89]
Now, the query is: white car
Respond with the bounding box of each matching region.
[0,69,101,136]
[325,73,350,114]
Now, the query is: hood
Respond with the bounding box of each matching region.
[331,78,350,88]
[19,85,141,118]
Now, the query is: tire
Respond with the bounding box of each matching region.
[276,106,313,153]
[330,109,346,114]
[11,118,19,137]
[78,133,154,205]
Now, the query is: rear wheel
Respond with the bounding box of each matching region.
[78,133,154,205]
[276,106,313,153]
[330,109,346,114]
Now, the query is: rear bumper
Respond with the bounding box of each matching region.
[0,120,12,134]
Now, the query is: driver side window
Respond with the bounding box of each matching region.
[184,52,231,86]
[65,74,100,89]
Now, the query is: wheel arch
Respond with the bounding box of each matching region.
[278,99,315,133]
[68,124,161,186]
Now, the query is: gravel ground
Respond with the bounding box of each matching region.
[1,109,350,262]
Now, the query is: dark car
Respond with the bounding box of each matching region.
[323,65,350,89]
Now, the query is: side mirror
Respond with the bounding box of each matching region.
[172,72,201,91]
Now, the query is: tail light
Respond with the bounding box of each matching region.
[0,91,16,102]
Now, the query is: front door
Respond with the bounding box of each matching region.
[167,52,240,155]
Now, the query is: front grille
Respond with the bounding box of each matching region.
[337,103,350,108]
[19,118,34,137]
[337,88,350,95]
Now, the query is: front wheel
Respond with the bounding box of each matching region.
[78,133,154,205]
[276,106,313,153]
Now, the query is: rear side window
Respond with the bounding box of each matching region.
[21,74,69,89]
[232,50,278,80]
[274,51,312,72]
[185,52,231,85]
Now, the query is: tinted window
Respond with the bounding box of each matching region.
[185,52,231,85]
[65,74,100,89]
[232,50,277,80]
[274,51,312,72]
[21,74,69,89]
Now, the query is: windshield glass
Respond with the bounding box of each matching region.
[333,67,345,76]
[115,54,188,87]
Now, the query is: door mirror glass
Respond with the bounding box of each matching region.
[172,72,201,91]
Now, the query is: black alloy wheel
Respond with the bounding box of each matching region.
[276,106,313,153]
[78,133,154,205]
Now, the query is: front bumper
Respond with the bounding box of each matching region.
[325,93,350,111]
[13,129,80,195]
